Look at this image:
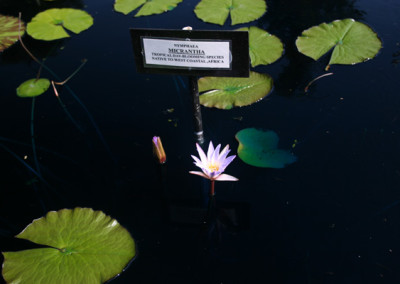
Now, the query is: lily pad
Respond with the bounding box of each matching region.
[296,19,382,67]
[2,208,136,284]
[114,0,183,17]
[16,78,50,97]
[238,26,283,67]
[0,14,25,52]
[235,128,297,168]
[194,0,266,26]
[27,8,93,41]
[199,71,273,109]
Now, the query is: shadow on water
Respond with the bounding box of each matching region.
[257,0,366,96]
[0,0,84,18]
[0,0,84,64]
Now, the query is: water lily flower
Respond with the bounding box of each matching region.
[152,136,166,164]
[189,142,238,182]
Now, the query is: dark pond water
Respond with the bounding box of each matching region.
[1,0,400,283]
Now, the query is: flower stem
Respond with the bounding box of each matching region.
[210,180,215,196]
[51,81,85,133]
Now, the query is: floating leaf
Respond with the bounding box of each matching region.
[199,71,273,109]
[235,128,297,168]
[0,14,25,52]
[2,208,136,284]
[114,0,182,17]
[27,8,93,41]
[194,0,266,26]
[238,26,283,67]
[296,19,382,67]
[16,78,50,97]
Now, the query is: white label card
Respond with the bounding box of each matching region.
[142,38,231,69]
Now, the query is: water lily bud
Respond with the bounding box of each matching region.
[152,136,166,164]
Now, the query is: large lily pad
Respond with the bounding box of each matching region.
[238,26,283,67]
[0,14,25,52]
[199,71,273,109]
[2,208,136,284]
[16,78,50,98]
[114,0,183,17]
[296,19,382,67]
[235,128,297,168]
[194,0,266,26]
[27,8,93,41]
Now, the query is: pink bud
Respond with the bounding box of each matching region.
[152,136,166,164]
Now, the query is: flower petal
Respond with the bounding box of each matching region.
[219,155,236,172]
[191,155,202,165]
[189,171,210,179]
[196,143,208,165]
[212,144,221,164]
[218,144,231,161]
[207,141,214,161]
[215,173,239,181]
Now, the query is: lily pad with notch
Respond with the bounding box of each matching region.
[114,0,183,17]
[194,0,266,26]
[27,8,94,41]
[2,208,136,284]
[235,128,297,168]
[238,26,283,67]
[16,78,51,98]
[296,19,382,68]
[198,71,273,109]
[0,14,25,52]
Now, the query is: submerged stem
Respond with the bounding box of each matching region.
[51,81,85,133]
[304,72,334,92]
[18,13,41,65]
[0,143,49,186]
[55,59,88,86]
[18,13,115,164]
[31,97,42,177]
[36,64,43,81]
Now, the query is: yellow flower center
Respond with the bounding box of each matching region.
[208,164,219,172]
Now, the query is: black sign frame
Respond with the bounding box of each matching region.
[130,28,249,77]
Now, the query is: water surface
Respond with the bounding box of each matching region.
[1,0,400,283]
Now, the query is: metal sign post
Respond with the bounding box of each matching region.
[130,28,249,144]
[188,75,204,144]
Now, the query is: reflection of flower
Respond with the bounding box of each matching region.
[152,136,166,164]
[190,142,238,181]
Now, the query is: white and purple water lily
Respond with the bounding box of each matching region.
[189,142,238,182]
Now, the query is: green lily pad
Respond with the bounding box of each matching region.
[199,71,273,109]
[114,0,183,17]
[296,19,382,67]
[235,128,297,168]
[16,78,50,98]
[238,26,283,67]
[2,208,136,284]
[27,8,93,41]
[0,14,25,52]
[194,0,266,26]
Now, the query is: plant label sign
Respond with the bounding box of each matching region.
[142,38,231,69]
[130,29,249,77]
